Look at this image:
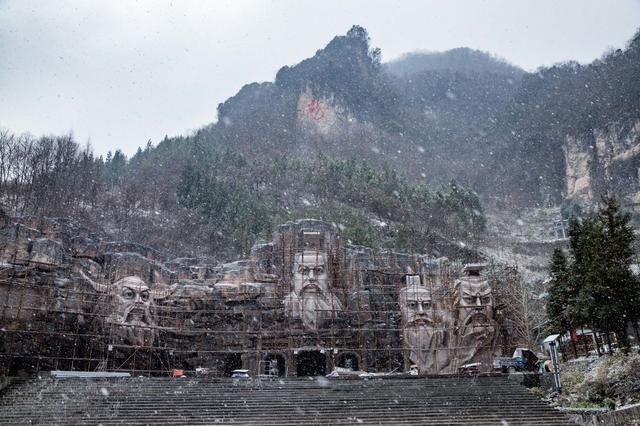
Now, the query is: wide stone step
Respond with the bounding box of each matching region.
[0,413,573,425]
[0,376,575,425]
[1,403,552,414]
[0,415,572,426]
[0,418,574,426]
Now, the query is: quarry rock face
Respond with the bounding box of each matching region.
[564,135,594,203]
[296,87,352,138]
[565,119,640,205]
[0,214,524,377]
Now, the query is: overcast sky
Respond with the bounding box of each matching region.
[1,0,639,157]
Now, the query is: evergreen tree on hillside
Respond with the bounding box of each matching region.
[104,149,127,187]
[176,165,272,257]
[568,215,605,340]
[597,197,640,348]
[547,248,571,326]
[549,196,640,353]
[546,248,578,356]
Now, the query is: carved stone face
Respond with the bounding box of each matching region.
[398,283,449,373]
[284,250,343,330]
[293,251,329,298]
[108,276,155,347]
[399,285,434,327]
[455,278,494,336]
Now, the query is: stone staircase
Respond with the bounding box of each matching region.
[0,375,575,425]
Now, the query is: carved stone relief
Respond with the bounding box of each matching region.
[398,277,449,373]
[452,264,497,370]
[105,276,157,347]
[0,216,515,375]
[283,250,344,331]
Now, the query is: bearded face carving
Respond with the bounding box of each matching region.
[453,270,496,369]
[106,276,156,347]
[283,250,343,331]
[457,280,494,336]
[399,280,449,374]
[400,284,435,328]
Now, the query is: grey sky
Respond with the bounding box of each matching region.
[1,0,639,157]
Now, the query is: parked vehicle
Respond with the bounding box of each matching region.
[493,348,538,373]
[231,369,251,379]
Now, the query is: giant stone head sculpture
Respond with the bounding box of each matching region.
[453,264,496,369]
[106,276,156,347]
[283,250,343,331]
[398,276,450,373]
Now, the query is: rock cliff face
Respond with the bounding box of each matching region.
[0,213,526,377]
[296,87,349,137]
[564,119,640,205]
[564,135,595,203]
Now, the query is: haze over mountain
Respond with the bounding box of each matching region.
[385,48,525,78]
[197,25,640,206]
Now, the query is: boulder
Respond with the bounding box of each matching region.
[101,241,163,262]
[71,257,102,281]
[219,260,254,284]
[71,235,100,259]
[103,252,153,283]
[103,251,175,285]
[29,238,65,270]
[0,224,43,265]
[150,261,175,285]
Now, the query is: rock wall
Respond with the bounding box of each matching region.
[0,214,525,377]
[296,87,355,138]
[564,119,640,205]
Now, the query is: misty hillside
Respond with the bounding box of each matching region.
[1,25,639,262]
[481,30,640,206]
[203,27,529,190]
[385,48,525,78]
[202,25,640,207]
[386,49,526,188]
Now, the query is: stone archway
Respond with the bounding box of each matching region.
[336,351,360,371]
[222,352,243,377]
[295,350,327,376]
[262,352,287,377]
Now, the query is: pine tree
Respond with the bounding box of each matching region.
[546,247,579,356]
[562,196,639,353]
[547,248,570,332]
[598,196,639,349]
[568,215,604,343]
